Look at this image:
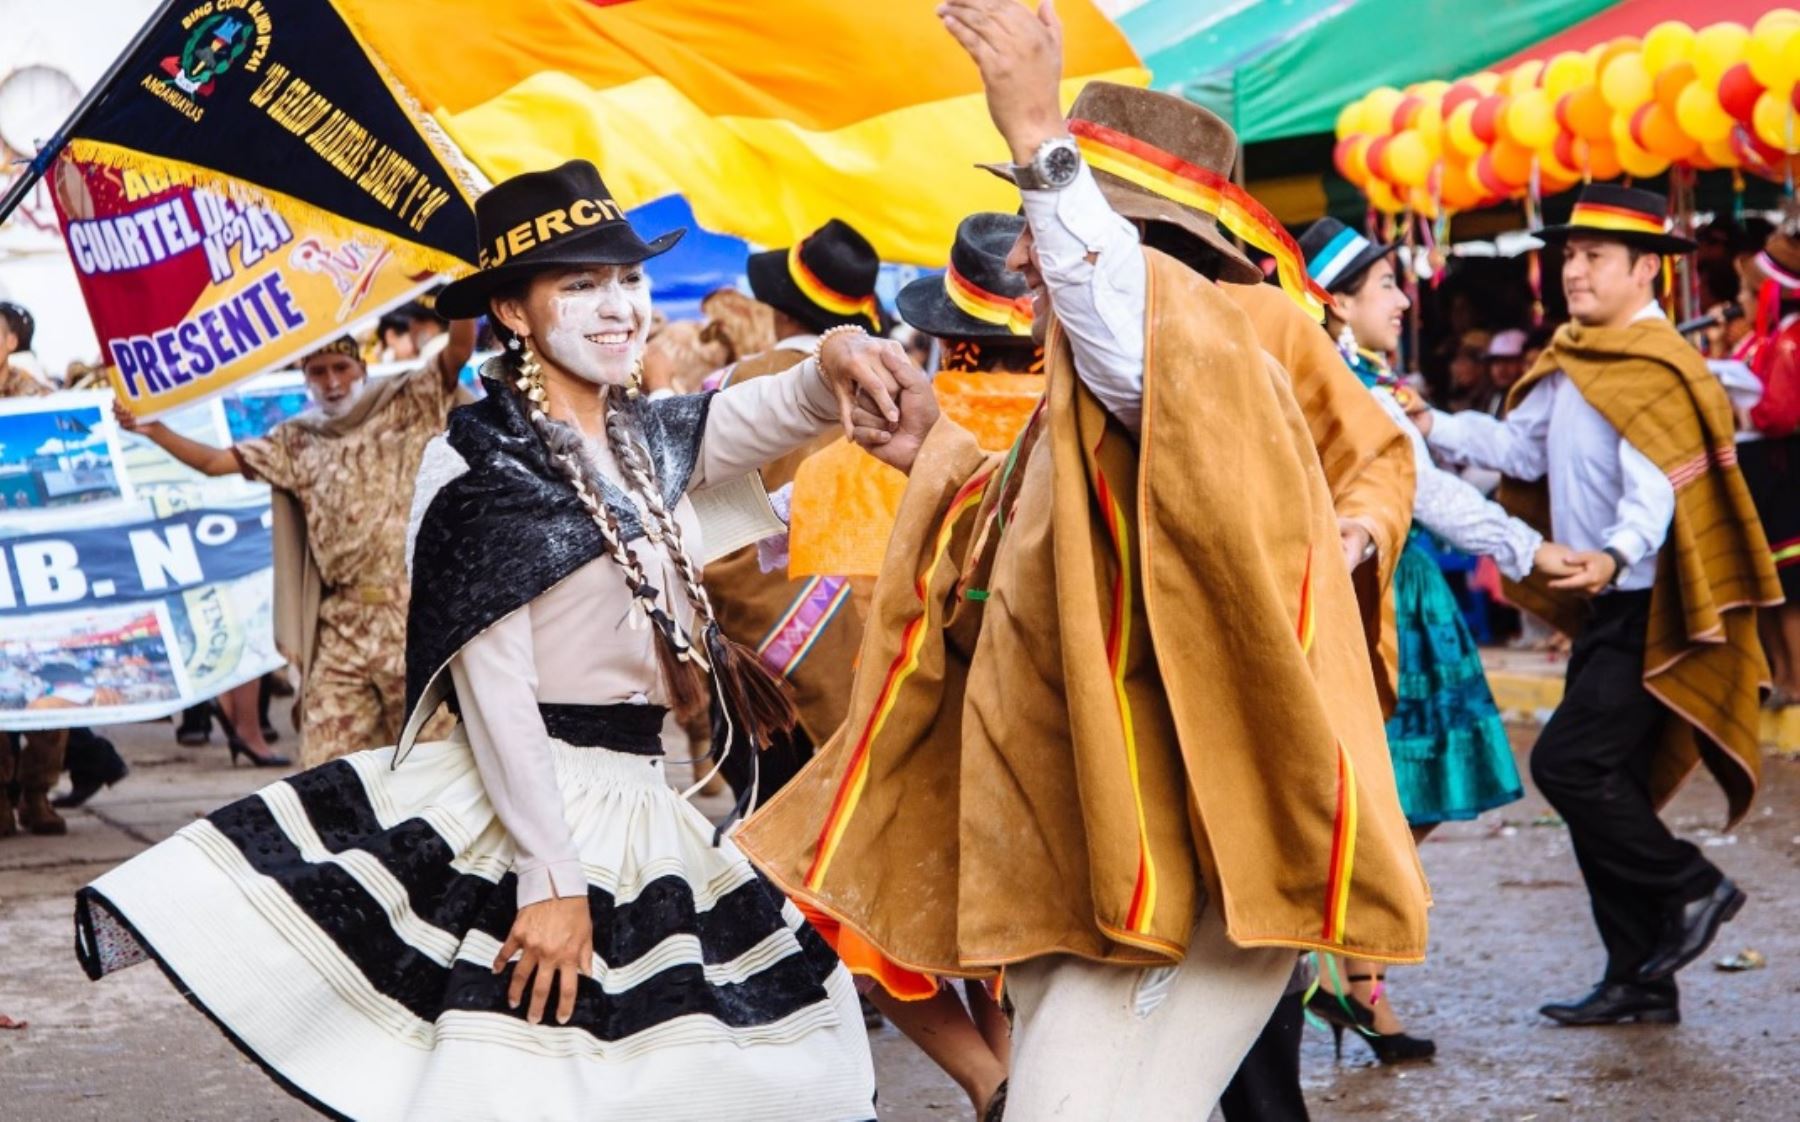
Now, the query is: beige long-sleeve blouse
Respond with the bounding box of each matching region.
[440,358,839,907]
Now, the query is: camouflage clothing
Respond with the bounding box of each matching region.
[235,366,456,764]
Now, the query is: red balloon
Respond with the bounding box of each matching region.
[1442,80,1484,117]
[1365,136,1394,181]
[1391,94,1425,131]
[1719,62,1766,124]
[1471,95,1507,143]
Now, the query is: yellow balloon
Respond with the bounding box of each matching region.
[1544,52,1598,100]
[1506,89,1559,149]
[1413,101,1445,157]
[1693,23,1750,89]
[1752,9,1800,38]
[1506,60,1546,95]
[1384,130,1434,188]
[1366,178,1405,215]
[1753,89,1800,153]
[1601,52,1654,111]
[1336,100,1367,141]
[1361,86,1405,136]
[1641,21,1695,75]
[1445,100,1486,159]
[1748,15,1800,92]
[1675,81,1735,144]
[1614,130,1671,178]
[1470,71,1503,96]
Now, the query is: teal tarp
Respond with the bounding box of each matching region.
[1121,0,1619,143]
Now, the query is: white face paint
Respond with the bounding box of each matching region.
[531,266,652,387]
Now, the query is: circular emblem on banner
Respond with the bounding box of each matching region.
[160,12,252,99]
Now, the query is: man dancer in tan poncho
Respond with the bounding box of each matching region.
[739,2,1429,1115]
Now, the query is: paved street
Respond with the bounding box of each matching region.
[3,709,1795,1121]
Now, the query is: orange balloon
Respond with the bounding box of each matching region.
[1653,62,1697,114]
[1614,129,1672,177]
[1629,102,1699,161]
[1334,135,1374,186]
[1366,178,1406,214]
[1557,86,1614,142]
[1440,158,1483,210]
[1489,139,1535,187]
[1583,140,1624,181]
[1701,136,1741,168]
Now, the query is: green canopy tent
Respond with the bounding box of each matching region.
[1114,0,1619,221]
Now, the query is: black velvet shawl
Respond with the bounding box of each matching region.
[397,375,712,758]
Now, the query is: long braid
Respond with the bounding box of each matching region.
[602,392,798,751]
[504,345,709,715]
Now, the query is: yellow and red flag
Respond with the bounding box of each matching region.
[338,0,1146,264]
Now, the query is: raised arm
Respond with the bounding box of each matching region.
[112,398,242,477]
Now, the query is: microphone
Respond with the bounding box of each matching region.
[1675,303,1745,335]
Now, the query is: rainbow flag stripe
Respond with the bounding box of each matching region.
[1094,454,1157,935]
[945,262,1035,335]
[804,467,997,890]
[1321,741,1360,943]
[789,242,882,330]
[1568,202,1667,238]
[1069,118,1329,319]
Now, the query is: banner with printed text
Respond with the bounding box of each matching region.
[66,0,478,276]
[50,156,436,419]
[0,389,287,731]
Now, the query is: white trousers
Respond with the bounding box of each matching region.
[1003,904,1293,1120]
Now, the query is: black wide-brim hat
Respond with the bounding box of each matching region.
[897,213,1036,343]
[1298,217,1397,294]
[747,217,883,334]
[1536,183,1696,255]
[437,160,685,320]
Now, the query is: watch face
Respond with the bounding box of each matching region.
[1042,142,1082,187]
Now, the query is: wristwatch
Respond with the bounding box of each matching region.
[1601,546,1630,587]
[1008,136,1083,191]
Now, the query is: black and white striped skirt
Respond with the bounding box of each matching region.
[75,724,875,1121]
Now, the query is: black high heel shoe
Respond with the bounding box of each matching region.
[227,736,290,768]
[1307,975,1436,1064]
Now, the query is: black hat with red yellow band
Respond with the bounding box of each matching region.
[437,160,685,320]
[1536,184,1696,255]
[746,218,884,334]
[897,213,1035,344]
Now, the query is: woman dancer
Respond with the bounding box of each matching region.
[1297,219,1574,1063]
[75,162,878,1121]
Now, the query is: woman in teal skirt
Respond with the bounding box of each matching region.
[1297,218,1577,1063]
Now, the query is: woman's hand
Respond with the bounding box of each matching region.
[492,895,593,1025]
[818,330,907,441]
[850,360,940,476]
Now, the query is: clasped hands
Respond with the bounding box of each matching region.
[818,331,941,474]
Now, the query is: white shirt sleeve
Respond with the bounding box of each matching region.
[1372,392,1541,580]
[1020,163,1147,431]
[449,605,585,910]
[1605,437,1676,567]
[1426,385,1553,481]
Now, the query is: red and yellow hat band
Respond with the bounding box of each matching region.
[788,241,882,329]
[1566,202,1667,238]
[1068,118,1329,319]
[944,261,1035,335]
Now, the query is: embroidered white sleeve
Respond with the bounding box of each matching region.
[406,435,469,575]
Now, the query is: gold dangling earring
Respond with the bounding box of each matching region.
[626,357,644,400]
[516,337,548,414]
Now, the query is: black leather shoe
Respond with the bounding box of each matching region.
[1638,878,1746,982]
[1540,982,1679,1026]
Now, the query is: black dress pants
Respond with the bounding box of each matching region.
[1219,989,1309,1122]
[1529,589,1720,991]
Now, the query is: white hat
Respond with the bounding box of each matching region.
[1487,329,1528,358]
